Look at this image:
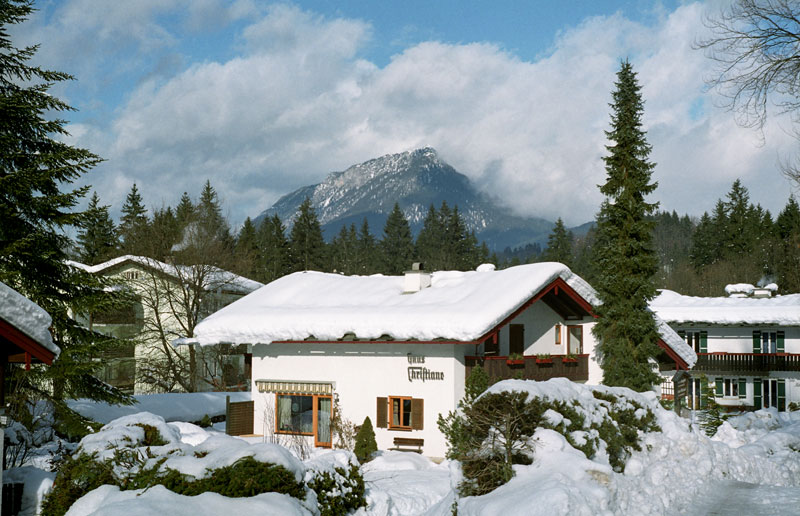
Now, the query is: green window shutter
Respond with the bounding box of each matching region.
[753,330,761,353]
[715,378,723,396]
[700,331,708,353]
[753,380,762,409]
[778,380,786,411]
[738,378,747,399]
[777,331,785,353]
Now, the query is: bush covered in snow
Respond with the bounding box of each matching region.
[449,378,661,496]
[41,412,368,515]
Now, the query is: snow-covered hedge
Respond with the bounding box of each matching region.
[42,413,365,516]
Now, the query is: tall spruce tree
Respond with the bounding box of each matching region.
[119,183,149,254]
[591,61,662,391]
[381,204,414,274]
[77,192,118,265]
[356,218,378,275]
[256,214,290,283]
[542,218,574,267]
[0,1,130,412]
[289,198,327,271]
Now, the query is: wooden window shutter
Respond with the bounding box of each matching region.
[778,380,786,411]
[411,398,424,430]
[699,331,707,353]
[777,331,785,353]
[753,380,762,409]
[738,378,747,399]
[753,330,761,353]
[376,397,388,428]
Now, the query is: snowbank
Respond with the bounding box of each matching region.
[64,485,310,516]
[67,391,250,424]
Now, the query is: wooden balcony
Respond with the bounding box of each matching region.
[465,354,589,382]
[692,353,800,374]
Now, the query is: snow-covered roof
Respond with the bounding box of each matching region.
[181,263,694,368]
[650,289,800,327]
[68,255,263,295]
[0,281,60,357]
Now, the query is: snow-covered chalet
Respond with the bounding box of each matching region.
[651,284,800,412]
[185,262,693,458]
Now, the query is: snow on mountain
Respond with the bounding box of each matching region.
[254,148,560,250]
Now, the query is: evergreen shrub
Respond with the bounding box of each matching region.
[353,417,377,463]
[306,463,367,516]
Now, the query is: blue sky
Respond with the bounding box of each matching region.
[14,0,797,228]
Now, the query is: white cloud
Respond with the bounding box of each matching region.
[54,1,799,228]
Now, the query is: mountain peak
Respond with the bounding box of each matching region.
[255,148,555,250]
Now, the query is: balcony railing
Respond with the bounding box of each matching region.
[693,353,800,373]
[465,354,589,382]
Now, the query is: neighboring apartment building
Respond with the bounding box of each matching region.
[651,284,800,412]
[70,255,262,394]
[181,262,694,457]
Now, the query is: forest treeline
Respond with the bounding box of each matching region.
[76,178,800,296]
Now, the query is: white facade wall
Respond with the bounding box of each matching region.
[663,324,800,410]
[675,326,800,354]
[251,342,468,459]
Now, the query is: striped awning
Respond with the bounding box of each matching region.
[255,379,334,395]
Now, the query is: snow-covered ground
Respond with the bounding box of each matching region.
[6,381,800,515]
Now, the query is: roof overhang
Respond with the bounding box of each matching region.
[0,317,55,365]
[657,338,689,370]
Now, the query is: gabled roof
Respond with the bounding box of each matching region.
[68,255,263,295]
[650,289,800,327]
[0,281,59,363]
[181,263,695,369]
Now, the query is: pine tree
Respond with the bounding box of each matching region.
[776,196,800,292]
[542,218,574,267]
[591,61,662,391]
[119,184,149,254]
[147,206,180,260]
[234,217,259,278]
[356,218,378,274]
[0,1,130,410]
[77,192,118,265]
[289,198,327,271]
[175,191,195,230]
[256,215,290,283]
[381,203,414,275]
[196,180,232,245]
[415,204,442,270]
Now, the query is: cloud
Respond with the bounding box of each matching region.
[52,1,798,228]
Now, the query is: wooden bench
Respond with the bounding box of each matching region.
[392,437,424,453]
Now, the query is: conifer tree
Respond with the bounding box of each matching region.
[234,217,259,278]
[591,61,662,391]
[175,191,195,230]
[147,206,180,260]
[0,1,130,410]
[542,218,574,267]
[119,183,149,254]
[289,198,327,271]
[381,203,414,275]
[196,180,232,246]
[77,192,118,265]
[256,214,290,283]
[415,204,442,269]
[776,196,800,292]
[356,218,378,274]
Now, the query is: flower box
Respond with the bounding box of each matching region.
[562,356,578,365]
[535,358,553,365]
[506,359,525,366]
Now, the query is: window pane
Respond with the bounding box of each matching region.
[568,326,582,354]
[392,398,401,426]
[403,399,412,427]
[317,397,331,444]
[277,394,313,433]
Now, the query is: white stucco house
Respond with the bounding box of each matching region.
[184,262,693,458]
[651,284,800,411]
[70,255,262,394]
